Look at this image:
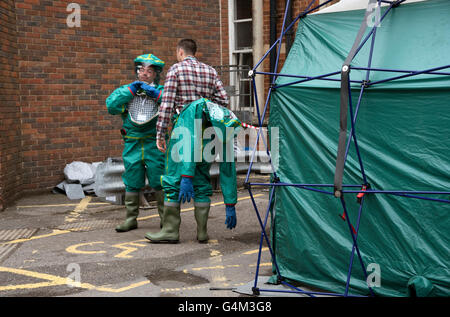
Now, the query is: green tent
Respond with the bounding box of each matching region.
[252,0,449,297]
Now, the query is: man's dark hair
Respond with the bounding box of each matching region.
[177,39,197,55]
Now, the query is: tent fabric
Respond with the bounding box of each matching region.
[311,0,427,15]
[268,0,450,296]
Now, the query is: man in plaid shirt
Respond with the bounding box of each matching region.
[156,38,229,152]
[145,39,236,244]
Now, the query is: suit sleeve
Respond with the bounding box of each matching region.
[106,84,134,115]
[219,144,237,205]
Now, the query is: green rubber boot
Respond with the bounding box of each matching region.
[115,192,140,232]
[144,202,181,243]
[194,202,210,243]
[154,190,165,228]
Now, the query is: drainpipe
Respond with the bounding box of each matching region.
[285,0,293,54]
[269,0,277,83]
[252,0,264,119]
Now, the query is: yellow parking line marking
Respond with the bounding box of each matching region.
[0,266,94,291]
[4,193,267,244]
[112,240,147,259]
[160,282,246,293]
[243,247,269,255]
[65,240,149,259]
[138,194,264,221]
[137,214,161,221]
[65,196,92,223]
[17,202,110,208]
[18,194,263,212]
[0,281,65,291]
[65,242,106,255]
[95,280,150,293]
[161,285,209,293]
[0,229,70,246]
[249,262,271,267]
[191,264,241,271]
[74,197,92,212]
[0,266,149,293]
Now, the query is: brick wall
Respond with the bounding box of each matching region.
[0,0,22,210]
[260,0,336,118]
[0,0,336,209]
[1,0,224,209]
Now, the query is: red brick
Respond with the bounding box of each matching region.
[1,0,318,209]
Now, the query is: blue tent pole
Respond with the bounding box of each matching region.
[352,1,401,60]
[248,186,283,290]
[251,76,262,128]
[274,71,342,89]
[251,0,334,73]
[279,281,316,297]
[250,182,362,188]
[367,65,450,86]
[343,189,450,195]
[256,71,364,84]
[340,197,375,296]
[341,190,450,204]
[343,1,381,186]
[245,76,280,186]
[249,182,335,195]
[245,76,261,184]
[283,0,335,41]
[245,79,280,185]
[271,0,291,85]
[364,2,379,88]
[346,78,368,184]
[391,193,450,204]
[344,197,369,296]
[352,66,450,76]
[247,0,338,188]
[249,187,264,293]
[253,39,279,72]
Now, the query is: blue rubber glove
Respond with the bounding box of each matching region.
[128,81,143,95]
[179,177,195,203]
[141,83,161,99]
[225,205,237,229]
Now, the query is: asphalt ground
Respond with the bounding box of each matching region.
[0,173,439,313]
[0,174,277,298]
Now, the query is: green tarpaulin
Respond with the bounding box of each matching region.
[268,0,450,297]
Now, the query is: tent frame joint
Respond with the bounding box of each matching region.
[392,0,403,8]
[246,0,449,298]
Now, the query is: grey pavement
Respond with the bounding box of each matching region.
[0,173,294,298]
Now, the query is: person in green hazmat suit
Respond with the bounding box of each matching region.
[145,98,241,243]
[106,53,166,232]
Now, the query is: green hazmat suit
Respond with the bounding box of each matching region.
[162,98,242,205]
[106,53,167,232]
[145,98,241,243]
[106,83,165,192]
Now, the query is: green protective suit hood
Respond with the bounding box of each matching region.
[162,98,242,205]
[134,53,165,85]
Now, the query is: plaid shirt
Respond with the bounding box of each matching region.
[156,56,229,140]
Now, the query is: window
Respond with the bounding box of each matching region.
[227,0,253,113]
